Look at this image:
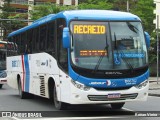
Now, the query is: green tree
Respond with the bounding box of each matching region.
[30,3,76,20]
[0,0,15,19]
[130,0,155,34]
[0,0,27,39]
[78,0,113,10]
[0,0,15,40]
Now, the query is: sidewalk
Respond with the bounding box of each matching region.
[149,77,160,97]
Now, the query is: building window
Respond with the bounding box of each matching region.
[72,0,75,5]
[60,0,63,5]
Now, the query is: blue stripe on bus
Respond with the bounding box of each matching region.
[24,55,30,92]
[69,63,149,88]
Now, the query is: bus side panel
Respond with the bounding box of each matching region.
[59,69,71,103]
[28,53,60,98]
[7,56,23,90]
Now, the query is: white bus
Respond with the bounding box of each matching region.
[7,10,150,110]
[0,41,8,89]
[0,41,15,88]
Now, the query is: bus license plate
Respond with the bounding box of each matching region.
[108,93,121,99]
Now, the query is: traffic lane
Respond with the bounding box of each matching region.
[0,84,136,117]
[1,85,160,119]
[124,96,160,111]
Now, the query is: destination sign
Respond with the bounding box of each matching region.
[80,50,107,56]
[73,25,106,34]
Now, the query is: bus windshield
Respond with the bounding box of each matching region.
[0,50,6,70]
[70,21,148,71]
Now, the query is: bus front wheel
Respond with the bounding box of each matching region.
[0,84,3,89]
[53,85,67,110]
[110,102,125,109]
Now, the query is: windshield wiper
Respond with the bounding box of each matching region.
[93,32,109,73]
[93,45,108,73]
[114,33,134,71]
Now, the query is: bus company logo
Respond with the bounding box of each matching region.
[111,81,117,87]
[89,82,106,85]
[125,79,137,85]
[12,60,20,67]
[106,80,111,86]
[41,60,48,66]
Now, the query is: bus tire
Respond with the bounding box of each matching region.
[0,84,3,89]
[110,102,125,109]
[18,79,27,99]
[53,85,67,110]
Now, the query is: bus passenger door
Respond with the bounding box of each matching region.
[56,18,68,102]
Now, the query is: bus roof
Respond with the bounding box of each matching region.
[8,10,140,37]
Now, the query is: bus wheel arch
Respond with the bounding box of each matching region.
[48,77,68,110]
[17,74,21,86]
[17,74,25,99]
[17,74,33,99]
[48,77,55,100]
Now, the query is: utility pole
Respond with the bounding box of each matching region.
[127,0,129,12]
[157,15,159,84]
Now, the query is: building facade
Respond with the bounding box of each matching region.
[0,0,78,40]
[0,0,78,17]
[153,0,160,29]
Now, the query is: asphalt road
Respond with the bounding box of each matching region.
[0,84,160,120]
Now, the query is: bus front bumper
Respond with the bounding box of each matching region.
[0,78,7,84]
[67,81,149,104]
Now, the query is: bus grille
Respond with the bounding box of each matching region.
[93,87,131,91]
[40,76,45,96]
[88,93,138,101]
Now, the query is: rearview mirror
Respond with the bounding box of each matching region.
[144,31,150,48]
[62,27,70,48]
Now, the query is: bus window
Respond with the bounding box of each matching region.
[40,24,47,51]
[26,30,33,54]
[21,32,27,54]
[33,28,39,53]
[47,21,55,55]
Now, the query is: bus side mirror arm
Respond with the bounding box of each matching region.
[144,31,150,48]
[63,27,71,48]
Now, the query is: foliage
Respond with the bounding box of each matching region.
[130,0,155,35]
[78,0,113,10]
[0,0,27,39]
[30,3,76,20]
[0,0,15,19]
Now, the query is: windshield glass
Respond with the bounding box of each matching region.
[0,51,6,70]
[70,21,148,71]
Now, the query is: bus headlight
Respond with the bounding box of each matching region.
[135,80,148,89]
[71,79,90,91]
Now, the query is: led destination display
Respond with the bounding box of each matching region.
[73,25,106,34]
